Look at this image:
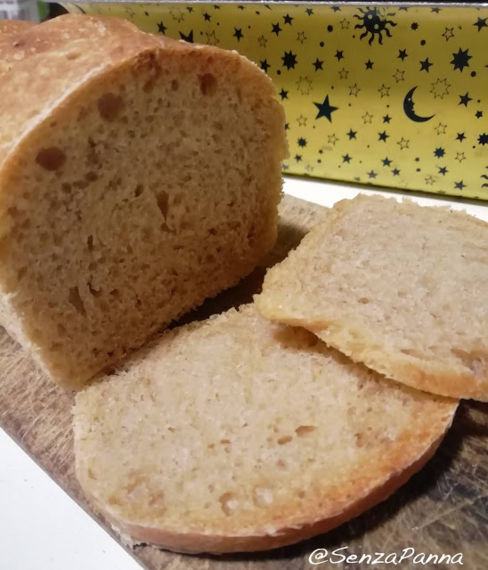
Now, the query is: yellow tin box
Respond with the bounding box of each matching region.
[63,2,488,200]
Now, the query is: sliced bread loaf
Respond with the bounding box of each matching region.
[0,19,34,36]
[255,194,488,400]
[0,15,287,388]
[73,304,456,553]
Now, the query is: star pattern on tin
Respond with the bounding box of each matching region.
[169,8,186,23]
[393,69,405,83]
[362,111,374,124]
[314,96,339,122]
[442,27,455,41]
[282,50,298,70]
[420,58,433,72]
[271,22,282,36]
[313,58,324,71]
[348,83,360,97]
[327,133,339,146]
[398,48,408,61]
[451,48,472,72]
[474,17,488,32]
[434,123,447,135]
[296,76,313,95]
[204,30,219,45]
[233,28,243,41]
[459,92,472,107]
[430,78,451,99]
[397,137,410,150]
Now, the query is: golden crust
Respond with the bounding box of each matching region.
[106,431,446,553]
[0,14,274,168]
[0,19,34,37]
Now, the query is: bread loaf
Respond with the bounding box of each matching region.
[255,194,488,400]
[0,15,287,388]
[73,304,456,553]
[0,19,34,36]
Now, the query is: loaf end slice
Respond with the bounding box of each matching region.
[255,194,488,400]
[0,15,287,388]
[73,305,456,553]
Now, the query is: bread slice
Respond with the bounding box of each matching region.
[73,304,456,553]
[0,15,287,388]
[255,194,488,401]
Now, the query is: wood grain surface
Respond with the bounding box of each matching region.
[1,194,487,570]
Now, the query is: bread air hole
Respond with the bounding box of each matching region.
[295,425,317,437]
[68,286,86,316]
[199,73,217,96]
[156,190,169,218]
[134,184,144,198]
[35,147,66,171]
[17,267,27,281]
[97,92,124,121]
[400,348,424,358]
[219,492,238,516]
[277,435,293,445]
[88,281,101,297]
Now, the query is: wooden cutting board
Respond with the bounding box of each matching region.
[1,194,487,570]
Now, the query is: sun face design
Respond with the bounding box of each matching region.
[354,7,397,45]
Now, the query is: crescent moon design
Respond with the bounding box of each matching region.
[403,87,435,123]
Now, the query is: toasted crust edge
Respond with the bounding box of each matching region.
[254,303,488,402]
[78,421,452,554]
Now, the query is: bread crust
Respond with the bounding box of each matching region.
[85,431,446,553]
[253,313,488,401]
[0,15,278,168]
[0,19,34,36]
